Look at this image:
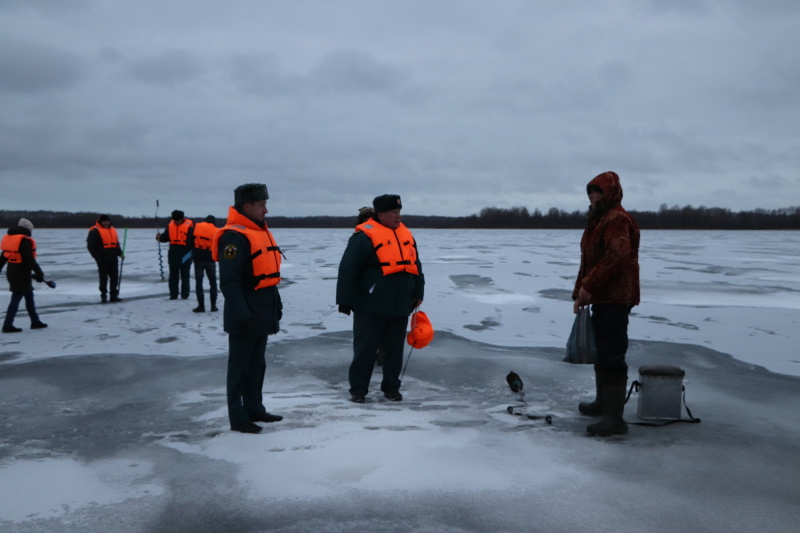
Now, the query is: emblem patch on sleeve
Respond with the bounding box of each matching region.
[223,244,237,259]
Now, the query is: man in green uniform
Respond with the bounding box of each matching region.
[214,183,284,434]
[336,194,425,403]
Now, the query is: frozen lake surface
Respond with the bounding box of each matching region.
[1,228,799,532]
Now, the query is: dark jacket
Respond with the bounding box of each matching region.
[573,171,640,306]
[336,223,425,317]
[217,210,282,336]
[87,223,122,261]
[1,226,45,293]
[159,222,193,265]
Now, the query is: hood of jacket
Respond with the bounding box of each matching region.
[587,171,623,218]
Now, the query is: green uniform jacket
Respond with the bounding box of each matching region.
[218,229,282,335]
[336,230,425,317]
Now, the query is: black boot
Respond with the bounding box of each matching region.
[579,368,604,416]
[587,375,628,436]
[210,298,218,312]
[193,296,205,313]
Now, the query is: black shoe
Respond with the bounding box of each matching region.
[2,325,22,333]
[192,306,206,313]
[231,422,262,434]
[101,294,108,303]
[383,392,403,402]
[110,296,122,303]
[350,395,366,404]
[181,296,189,300]
[250,412,283,423]
[210,305,219,312]
[30,322,48,330]
[169,296,178,300]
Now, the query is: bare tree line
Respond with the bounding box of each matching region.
[2,205,799,230]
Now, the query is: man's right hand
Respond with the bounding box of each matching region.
[338,305,352,316]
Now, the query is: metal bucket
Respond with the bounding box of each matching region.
[636,365,685,421]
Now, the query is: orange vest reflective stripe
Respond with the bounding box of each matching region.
[168,219,193,246]
[212,208,281,290]
[1,234,36,263]
[90,224,119,249]
[193,222,218,251]
[356,221,420,276]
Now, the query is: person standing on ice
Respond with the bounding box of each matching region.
[1,218,49,333]
[189,215,219,313]
[87,214,123,303]
[212,183,284,434]
[156,210,194,300]
[573,171,640,436]
[337,194,425,403]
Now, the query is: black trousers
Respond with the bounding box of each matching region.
[591,304,633,378]
[95,257,119,297]
[349,313,408,397]
[227,334,269,427]
[194,260,218,305]
[168,250,192,299]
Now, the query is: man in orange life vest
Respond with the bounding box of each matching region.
[87,214,123,303]
[1,218,49,333]
[156,210,194,300]
[189,215,219,313]
[213,183,284,434]
[336,194,425,403]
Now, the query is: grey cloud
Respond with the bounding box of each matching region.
[126,49,203,85]
[230,52,300,96]
[0,37,85,93]
[309,49,408,95]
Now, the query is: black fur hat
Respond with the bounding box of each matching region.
[234,183,269,206]
[373,194,402,213]
[97,214,111,223]
[171,210,185,221]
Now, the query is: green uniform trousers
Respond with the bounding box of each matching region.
[227,333,269,426]
[349,313,408,397]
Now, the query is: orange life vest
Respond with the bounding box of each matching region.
[90,224,119,249]
[1,234,36,263]
[212,207,281,290]
[192,221,218,251]
[356,221,420,276]
[168,219,194,246]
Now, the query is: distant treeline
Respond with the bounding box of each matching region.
[2,205,799,230]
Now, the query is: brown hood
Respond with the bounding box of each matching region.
[587,171,623,207]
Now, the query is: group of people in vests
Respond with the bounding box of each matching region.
[155,211,219,312]
[3,172,639,438]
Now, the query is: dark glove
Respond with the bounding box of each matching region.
[338,305,352,316]
[33,273,44,283]
[237,319,253,333]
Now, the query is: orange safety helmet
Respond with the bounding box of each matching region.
[407,310,434,349]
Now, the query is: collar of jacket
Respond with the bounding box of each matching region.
[226,206,267,231]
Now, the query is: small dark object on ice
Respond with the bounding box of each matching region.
[507,406,553,424]
[506,371,523,393]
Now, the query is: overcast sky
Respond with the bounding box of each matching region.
[1,0,798,219]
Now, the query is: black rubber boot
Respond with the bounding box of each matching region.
[587,375,628,436]
[579,368,604,416]
[210,297,218,312]
[193,295,205,313]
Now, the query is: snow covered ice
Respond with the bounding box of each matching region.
[1,228,799,532]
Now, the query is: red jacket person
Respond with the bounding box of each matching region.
[572,171,640,436]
